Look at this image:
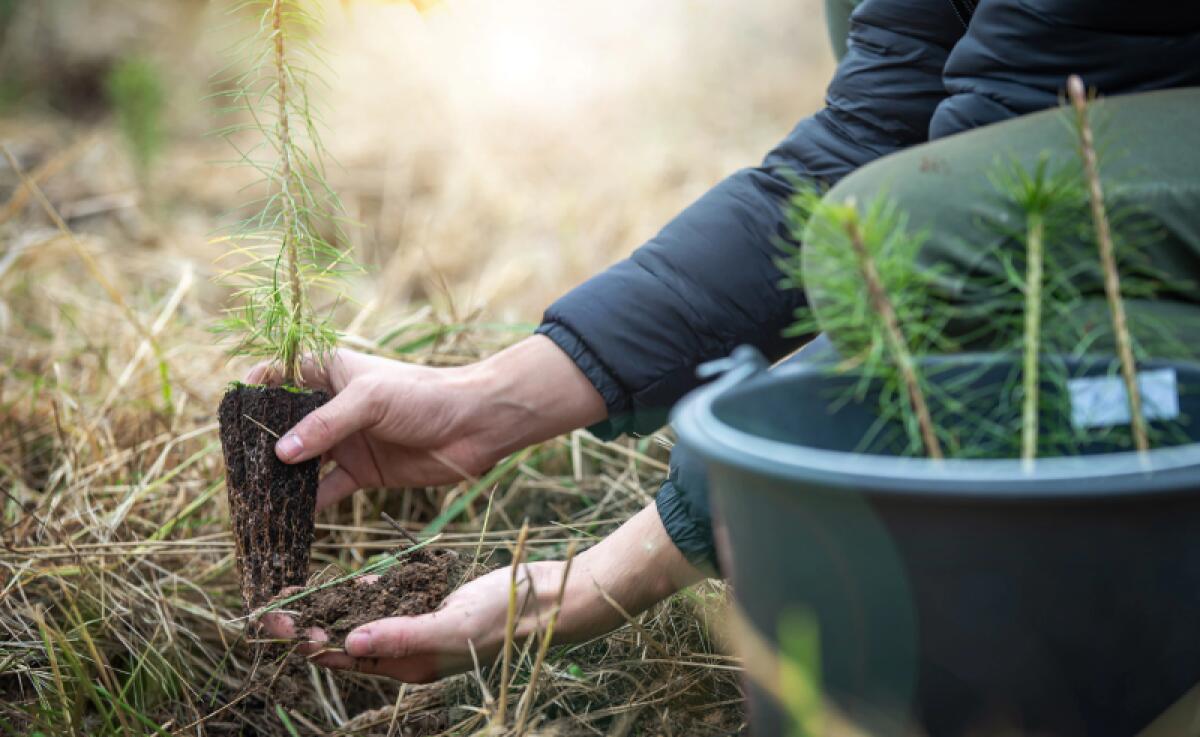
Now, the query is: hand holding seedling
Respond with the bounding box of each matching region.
[218,0,707,681]
[246,336,608,510]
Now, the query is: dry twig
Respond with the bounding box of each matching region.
[497,521,530,727]
[514,540,579,733]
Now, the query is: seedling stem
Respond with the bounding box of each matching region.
[1067,74,1148,453]
[272,0,304,385]
[843,206,943,459]
[1021,213,1045,465]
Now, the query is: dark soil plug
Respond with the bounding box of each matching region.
[219,384,329,610]
[293,548,468,646]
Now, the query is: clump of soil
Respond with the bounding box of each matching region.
[292,547,468,645]
[218,384,329,610]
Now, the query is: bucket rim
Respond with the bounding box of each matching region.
[670,353,1200,501]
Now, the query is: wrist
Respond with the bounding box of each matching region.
[458,336,607,458]
[512,559,620,646]
[486,506,703,655]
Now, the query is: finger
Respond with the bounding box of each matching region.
[343,612,450,660]
[292,353,339,392]
[260,611,298,639]
[350,653,441,682]
[257,585,305,636]
[306,650,442,683]
[316,465,361,511]
[244,352,351,391]
[259,614,329,656]
[276,385,372,464]
[308,650,358,670]
[297,349,375,393]
[243,361,279,386]
[294,625,331,656]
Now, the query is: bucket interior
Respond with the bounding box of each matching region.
[711,357,1200,458]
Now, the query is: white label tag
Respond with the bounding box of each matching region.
[1068,368,1180,430]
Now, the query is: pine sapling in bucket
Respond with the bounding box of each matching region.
[983,153,1082,465]
[785,188,954,458]
[214,0,360,611]
[678,76,1200,736]
[784,76,1187,461]
[1067,74,1149,453]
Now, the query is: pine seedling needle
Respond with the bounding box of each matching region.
[1067,75,1148,453]
[842,202,944,459]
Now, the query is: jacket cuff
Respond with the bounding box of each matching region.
[655,475,721,577]
[534,320,633,440]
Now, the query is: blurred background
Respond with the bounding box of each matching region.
[0,0,833,326]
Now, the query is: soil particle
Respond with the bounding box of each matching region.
[218,384,329,610]
[292,547,468,645]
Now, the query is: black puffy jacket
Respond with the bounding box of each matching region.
[534,0,1200,566]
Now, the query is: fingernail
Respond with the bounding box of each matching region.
[345,628,371,656]
[276,433,303,461]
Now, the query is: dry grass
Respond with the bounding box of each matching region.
[0,2,831,734]
[0,192,742,735]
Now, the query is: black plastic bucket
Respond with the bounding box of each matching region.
[672,348,1200,736]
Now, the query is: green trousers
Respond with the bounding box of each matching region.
[803,87,1200,357]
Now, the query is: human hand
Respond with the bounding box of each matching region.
[245,336,606,510]
[263,561,578,681]
[260,504,705,680]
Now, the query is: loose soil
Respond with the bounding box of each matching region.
[218,384,330,610]
[264,548,470,736]
[292,547,468,646]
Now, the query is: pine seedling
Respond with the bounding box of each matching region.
[1067,74,1149,453]
[784,190,952,458]
[212,0,361,611]
[841,202,943,459]
[985,154,1083,464]
[213,0,361,386]
[1019,180,1046,464]
[976,103,1191,458]
[784,82,1190,462]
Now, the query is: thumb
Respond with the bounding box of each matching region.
[276,385,371,463]
[343,612,449,660]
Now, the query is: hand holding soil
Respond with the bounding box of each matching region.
[262,546,472,682]
[260,505,703,682]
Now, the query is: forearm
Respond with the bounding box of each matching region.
[460,335,607,461]
[513,504,705,646]
[457,341,698,641]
